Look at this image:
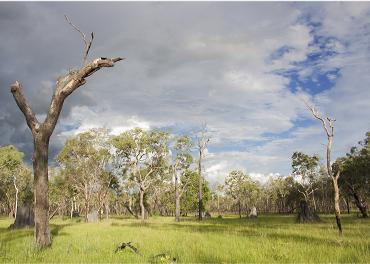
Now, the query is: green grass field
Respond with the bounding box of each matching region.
[0,214,369,263]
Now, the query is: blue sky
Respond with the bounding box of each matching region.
[0,2,369,185]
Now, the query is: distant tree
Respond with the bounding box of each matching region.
[112,128,170,221]
[172,135,193,222]
[0,145,32,219]
[196,124,209,220]
[337,132,369,218]
[224,170,256,218]
[9,16,123,246]
[291,152,320,211]
[181,170,211,216]
[57,129,114,222]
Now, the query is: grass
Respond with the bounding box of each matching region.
[0,214,369,263]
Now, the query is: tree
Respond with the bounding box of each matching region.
[337,132,370,218]
[0,146,31,219]
[225,170,257,218]
[57,129,113,222]
[111,128,170,221]
[181,170,211,216]
[196,124,209,220]
[172,135,193,222]
[291,152,320,211]
[306,102,342,234]
[9,17,123,247]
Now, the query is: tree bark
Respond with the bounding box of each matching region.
[33,134,51,247]
[332,175,342,234]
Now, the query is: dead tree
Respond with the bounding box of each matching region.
[10,16,123,247]
[197,124,209,221]
[305,102,342,235]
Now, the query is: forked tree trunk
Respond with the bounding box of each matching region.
[11,52,123,247]
[33,134,51,247]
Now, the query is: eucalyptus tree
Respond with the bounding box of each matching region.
[111,128,170,221]
[291,152,320,211]
[305,102,342,234]
[57,129,113,222]
[172,135,193,222]
[9,17,123,246]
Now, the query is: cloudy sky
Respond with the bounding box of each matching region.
[1,2,369,184]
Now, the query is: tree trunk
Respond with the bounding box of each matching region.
[84,193,89,222]
[139,187,145,222]
[352,191,368,218]
[312,191,317,212]
[238,200,241,218]
[332,176,342,235]
[198,156,203,221]
[13,177,19,221]
[33,136,51,247]
[344,197,350,214]
[105,202,109,220]
[175,172,180,222]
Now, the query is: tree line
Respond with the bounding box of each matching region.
[1,129,368,223]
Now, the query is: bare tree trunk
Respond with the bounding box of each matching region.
[328,138,342,235]
[33,135,51,247]
[312,191,317,212]
[175,170,180,222]
[13,176,19,221]
[139,187,145,222]
[198,157,203,221]
[332,175,342,234]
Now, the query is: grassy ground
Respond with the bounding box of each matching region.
[0,214,369,263]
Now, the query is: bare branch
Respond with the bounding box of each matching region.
[10,81,40,133]
[44,57,124,134]
[303,99,331,138]
[64,15,94,65]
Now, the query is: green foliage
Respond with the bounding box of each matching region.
[181,170,210,213]
[0,145,32,209]
[336,131,370,203]
[291,151,320,183]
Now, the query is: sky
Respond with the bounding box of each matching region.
[0,2,369,185]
